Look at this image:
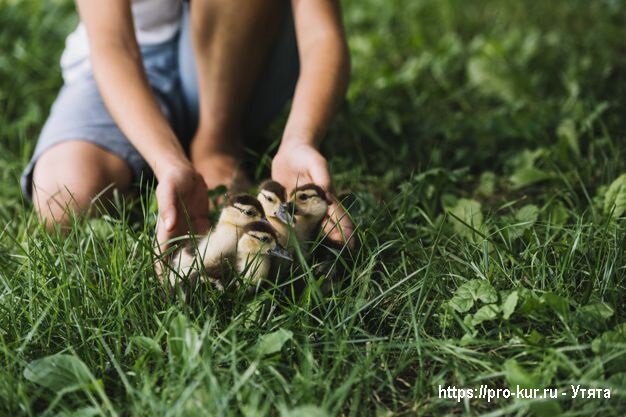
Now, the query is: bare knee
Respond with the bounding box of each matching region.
[31,141,132,229]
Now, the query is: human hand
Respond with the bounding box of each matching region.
[271,143,355,246]
[155,162,211,253]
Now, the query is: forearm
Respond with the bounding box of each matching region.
[282,37,350,148]
[90,43,188,177]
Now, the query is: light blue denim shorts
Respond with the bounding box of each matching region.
[21,3,299,199]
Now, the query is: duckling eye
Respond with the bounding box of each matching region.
[244,209,256,216]
[261,236,270,243]
[298,194,309,201]
[264,194,274,203]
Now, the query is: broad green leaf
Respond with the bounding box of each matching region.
[467,52,516,103]
[471,304,499,325]
[501,291,519,320]
[510,167,552,189]
[449,279,498,313]
[449,285,475,313]
[87,218,115,240]
[281,405,329,417]
[477,171,496,197]
[579,302,614,321]
[448,198,483,241]
[557,118,580,157]
[591,323,626,372]
[592,323,626,354]
[24,354,94,391]
[463,312,475,328]
[503,359,539,389]
[509,148,545,170]
[515,204,539,225]
[168,314,201,367]
[255,328,293,356]
[549,202,569,227]
[526,330,545,345]
[473,281,498,304]
[129,336,162,356]
[508,204,539,239]
[603,174,626,219]
[460,332,477,346]
[542,292,569,317]
[517,288,544,315]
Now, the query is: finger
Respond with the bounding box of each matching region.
[309,157,332,192]
[322,195,356,248]
[156,184,178,232]
[156,219,180,254]
[155,185,179,251]
[325,205,354,240]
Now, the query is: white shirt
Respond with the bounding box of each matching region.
[60,0,182,83]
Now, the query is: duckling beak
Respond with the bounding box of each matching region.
[276,202,296,225]
[260,216,271,225]
[269,244,293,261]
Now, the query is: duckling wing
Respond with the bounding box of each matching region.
[202,225,239,267]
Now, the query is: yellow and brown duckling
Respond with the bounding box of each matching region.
[257,180,292,247]
[235,220,292,286]
[168,193,267,287]
[276,183,329,246]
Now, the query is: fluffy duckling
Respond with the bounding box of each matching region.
[235,221,292,286]
[256,180,292,247]
[276,183,329,246]
[169,194,266,287]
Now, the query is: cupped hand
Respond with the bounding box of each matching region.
[271,143,355,247]
[155,162,211,253]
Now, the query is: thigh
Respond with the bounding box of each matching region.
[177,1,299,138]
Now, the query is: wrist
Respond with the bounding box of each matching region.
[153,153,193,181]
[277,140,316,156]
[280,127,320,149]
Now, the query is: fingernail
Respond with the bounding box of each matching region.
[164,217,174,231]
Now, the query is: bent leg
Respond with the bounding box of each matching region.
[32,141,132,230]
[180,0,286,190]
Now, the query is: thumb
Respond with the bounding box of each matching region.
[156,184,178,232]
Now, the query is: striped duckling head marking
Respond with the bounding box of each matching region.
[219,194,267,228]
[238,221,292,260]
[281,183,329,225]
[257,180,288,221]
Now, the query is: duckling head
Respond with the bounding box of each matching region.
[257,180,289,222]
[238,221,292,260]
[278,183,329,225]
[218,194,267,228]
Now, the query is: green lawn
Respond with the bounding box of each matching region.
[1,0,626,415]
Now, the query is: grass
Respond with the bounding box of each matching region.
[1,0,626,415]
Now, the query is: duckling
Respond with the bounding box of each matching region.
[256,180,292,247]
[168,194,267,288]
[276,183,329,247]
[235,221,292,286]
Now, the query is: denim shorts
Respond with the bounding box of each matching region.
[21,3,299,200]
